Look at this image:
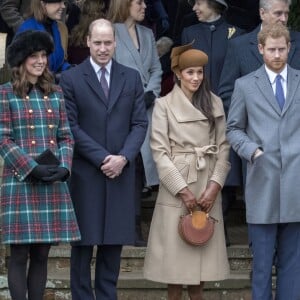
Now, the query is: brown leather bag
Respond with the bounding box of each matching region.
[178,209,217,246]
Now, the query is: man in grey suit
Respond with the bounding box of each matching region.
[227,23,300,300]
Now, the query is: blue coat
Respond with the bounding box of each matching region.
[16,17,70,72]
[182,17,244,94]
[60,58,148,245]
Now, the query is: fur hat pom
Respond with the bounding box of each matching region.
[7,30,54,68]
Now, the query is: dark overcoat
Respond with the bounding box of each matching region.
[181,17,244,94]
[60,58,148,245]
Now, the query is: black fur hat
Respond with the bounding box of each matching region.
[7,30,54,68]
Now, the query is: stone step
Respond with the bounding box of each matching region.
[0,270,257,300]
[45,244,253,275]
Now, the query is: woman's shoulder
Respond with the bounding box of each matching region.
[0,81,13,91]
[136,24,154,37]
[18,17,40,31]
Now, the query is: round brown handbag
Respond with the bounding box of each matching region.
[178,209,217,246]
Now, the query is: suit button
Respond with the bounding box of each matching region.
[48,124,54,129]
[47,109,52,113]
[28,109,33,114]
[31,140,36,145]
[50,140,55,144]
[30,125,35,129]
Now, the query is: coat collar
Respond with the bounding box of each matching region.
[166,84,224,122]
[254,65,300,116]
[114,23,148,82]
[82,58,125,112]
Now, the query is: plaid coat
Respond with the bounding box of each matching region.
[0,82,81,244]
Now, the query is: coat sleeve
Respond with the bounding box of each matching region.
[55,88,74,172]
[209,97,231,187]
[226,79,259,162]
[0,86,37,181]
[218,39,241,115]
[0,0,23,32]
[60,70,111,168]
[150,99,188,196]
[144,29,162,97]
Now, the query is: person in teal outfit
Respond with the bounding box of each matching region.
[0,30,80,300]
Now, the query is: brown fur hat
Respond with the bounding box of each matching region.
[7,30,54,68]
[171,43,208,75]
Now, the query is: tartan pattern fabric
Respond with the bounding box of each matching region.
[0,82,81,244]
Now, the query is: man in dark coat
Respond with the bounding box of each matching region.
[60,19,148,300]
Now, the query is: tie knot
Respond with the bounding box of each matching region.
[101,67,106,75]
[276,74,282,82]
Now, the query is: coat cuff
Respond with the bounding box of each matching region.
[210,161,231,188]
[160,168,188,196]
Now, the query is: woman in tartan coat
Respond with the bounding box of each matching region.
[0,30,80,299]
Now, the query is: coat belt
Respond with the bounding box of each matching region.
[171,145,219,183]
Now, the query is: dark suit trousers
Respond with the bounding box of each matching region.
[248,223,300,300]
[71,245,123,300]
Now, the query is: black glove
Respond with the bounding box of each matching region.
[41,167,69,182]
[144,91,156,109]
[30,165,57,180]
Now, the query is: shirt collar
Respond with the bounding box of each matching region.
[264,64,288,84]
[89,57,112,76]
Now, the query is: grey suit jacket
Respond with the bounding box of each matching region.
[113,23,162,97]
[227,65,300,224]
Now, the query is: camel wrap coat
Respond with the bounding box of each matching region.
[144,84,231,284]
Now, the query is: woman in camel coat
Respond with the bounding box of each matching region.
[144,44,231,299]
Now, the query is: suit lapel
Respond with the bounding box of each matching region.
[255,66,282,115]
[282,66,300,115]
[107,61,125,113]
[116,24,147,82]
[83,59,108,107]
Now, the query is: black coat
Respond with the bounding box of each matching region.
[60,59,148,245]
[182,17,245,94]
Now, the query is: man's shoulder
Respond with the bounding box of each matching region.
[235,67,260,85]
[228,26,259,46]
[112,60,139,76]
[291,30,300,45]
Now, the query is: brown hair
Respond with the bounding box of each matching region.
[11,61,56,98]
[69,0,105,47]
[106,0,133,23]
[175,70,215,129]
[29,0,49,22]
[258,22,290,46]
